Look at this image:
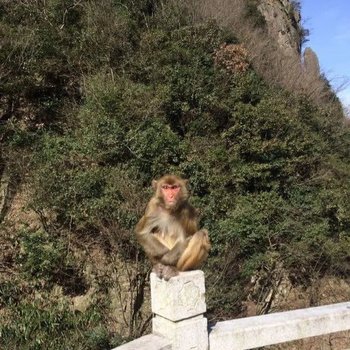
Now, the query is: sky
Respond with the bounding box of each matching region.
[301,0,350,110]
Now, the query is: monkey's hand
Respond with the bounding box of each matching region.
[153,245,170,259]
[160,252,178,266]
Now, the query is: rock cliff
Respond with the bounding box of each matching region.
[258,0,302,55]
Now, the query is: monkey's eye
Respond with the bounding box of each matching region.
[161,185,180,190]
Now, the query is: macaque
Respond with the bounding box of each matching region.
[135,175,211,280]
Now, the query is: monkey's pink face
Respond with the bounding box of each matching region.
[161,184,181,205]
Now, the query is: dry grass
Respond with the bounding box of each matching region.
[187,0,339,106]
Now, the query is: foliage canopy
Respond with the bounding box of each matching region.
[1,0,349,347]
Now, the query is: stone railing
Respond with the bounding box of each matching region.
[113,270,350,350]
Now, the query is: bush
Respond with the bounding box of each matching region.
[0,299,122,350]
[16,228,87,295]
[18,229,65,280]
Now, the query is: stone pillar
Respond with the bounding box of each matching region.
[151,270,209,350]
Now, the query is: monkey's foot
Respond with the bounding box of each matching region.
[162,265,179,281]
[152,263,164,279]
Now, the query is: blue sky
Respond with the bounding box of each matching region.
[301,0,350,109]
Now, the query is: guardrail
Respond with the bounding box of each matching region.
[113,270,350,350]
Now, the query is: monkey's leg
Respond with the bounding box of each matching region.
[176,230,211,271]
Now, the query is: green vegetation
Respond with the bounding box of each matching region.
[1,0,349,348]
[0,299,121,350]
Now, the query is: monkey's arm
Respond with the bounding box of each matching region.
[135,215,170,258]
[160,239,189,266]
[182,205,200,236]
[160,205,199,266]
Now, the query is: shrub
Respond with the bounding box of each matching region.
[214,43,249,73]
[17,229,65,280]
[0,299,122,350]
[16,228,87,295]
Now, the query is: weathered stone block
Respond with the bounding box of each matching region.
[153,314,208,350]
[150,270,206,322]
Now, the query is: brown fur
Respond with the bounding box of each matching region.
[135,175,210,280]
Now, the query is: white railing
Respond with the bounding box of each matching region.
[113,270,350,350]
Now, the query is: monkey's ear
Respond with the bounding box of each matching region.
[183,179,189,187]
[152,180,158,190]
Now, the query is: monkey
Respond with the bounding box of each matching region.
[135,174,211,281]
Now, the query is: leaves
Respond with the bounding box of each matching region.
[1,0,350,345]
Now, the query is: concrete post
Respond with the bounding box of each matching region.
[151,270,209,350]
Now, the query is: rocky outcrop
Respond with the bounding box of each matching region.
[303,47,321,79]
[258,0,302,55]
[257,0,322,80]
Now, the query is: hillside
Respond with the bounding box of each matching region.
[1,1,349,349]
